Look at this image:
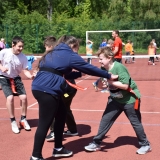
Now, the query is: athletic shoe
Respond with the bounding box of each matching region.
[53,147,73,157]
[136,145,151,154]
[46,131,54,141]
[63,130,78,136]
[84,142,101,152]
[19,118,31,131]
[153,63,155,65]
[101,89,109,93]
[30,156,44,160]
[11,121,20,134]
[148,61,151,65]
[92,82,98,91]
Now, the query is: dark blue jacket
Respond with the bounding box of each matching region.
[32,43,111,96]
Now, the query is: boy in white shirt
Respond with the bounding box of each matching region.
[0,36,34,134]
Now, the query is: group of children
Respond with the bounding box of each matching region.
[0,35,152,160]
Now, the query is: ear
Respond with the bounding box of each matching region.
[12,42,15,48]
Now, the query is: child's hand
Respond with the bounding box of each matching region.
[110,74,118,80]
[1,67,8,73]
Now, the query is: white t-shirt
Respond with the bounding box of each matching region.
[0,48,28,78]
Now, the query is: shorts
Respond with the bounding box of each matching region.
[0,76,26,97]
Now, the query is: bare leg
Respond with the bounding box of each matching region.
[19,94,28,116]
[6,95,15,118]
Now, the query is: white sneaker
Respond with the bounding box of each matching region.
[136,145,151,154]
[11,121,20,134]
[20,119,31,131]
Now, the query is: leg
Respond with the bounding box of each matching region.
[63,91,77,133]
[93,98,122,144]
[19,94,27,116]
[54,98,67,148]
[6,95,15,118]
[31,90,60,158]
[123,102,150,146]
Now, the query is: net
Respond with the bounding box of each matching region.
[20,55,160,81]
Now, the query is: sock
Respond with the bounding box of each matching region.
[21,115,26,120]
[31,156,38,160]
[10,117,16,122]
[54,147,63,151]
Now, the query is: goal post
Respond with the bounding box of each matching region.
[86,29,160,59]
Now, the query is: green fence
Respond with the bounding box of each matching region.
[0,21,160,54]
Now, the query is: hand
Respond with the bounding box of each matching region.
[110,74,118,80]
[30,75,35,80]
[1,67,8,73]
[33,69,38,76]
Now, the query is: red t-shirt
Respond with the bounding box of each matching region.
[113,37,122,59]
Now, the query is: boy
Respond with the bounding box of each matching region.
[85,47,151,155]
[0,36,34,134]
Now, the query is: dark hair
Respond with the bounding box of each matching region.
[113,30,119,35]
[56,35,79,48]
[37,36,57,69]
[12,36,24,45]
[43,36,56,47]
[37,35,79,69]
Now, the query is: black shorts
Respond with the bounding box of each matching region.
[0,76,26,97]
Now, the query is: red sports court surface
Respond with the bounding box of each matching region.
[0,58,160,160]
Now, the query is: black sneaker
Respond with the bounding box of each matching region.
[46,131,54,141]
[30,156,44,160]
[53,147,73,157]
[63,130,78,136]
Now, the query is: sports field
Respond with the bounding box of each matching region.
[0,58,160,160]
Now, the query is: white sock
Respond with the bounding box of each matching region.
[31,156,38,160]
[54,147,63,151]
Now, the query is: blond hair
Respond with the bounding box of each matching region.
[97,46,114,59]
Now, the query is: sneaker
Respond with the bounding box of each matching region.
[63,130,78,136]
[11,121,20,134]
[101,89,109,93]
[84,142,101,152]
[153,63,155,65]
[30,156,44,160]
[136,145,151,154]
[53,147,73,157]
[46,131,54,141]
[19,119,31,131]
[92,82,98,91]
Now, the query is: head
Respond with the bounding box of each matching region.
[103,38,107,42]
[152,39,155,43]
[112,30,119,39]
[149,41,154,47]
[97,47,114,70]
[12,36,24,55]
[44,36,56,52]
[57,35,80,52]
[127,40,131,43]
[1,38,5,43]
[107,39,114,48]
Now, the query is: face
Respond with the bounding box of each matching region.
[112,31,117,39]
[45,45,53,52]
[99,53,111,69]
[71,43,79,53]
[12,42,24,55]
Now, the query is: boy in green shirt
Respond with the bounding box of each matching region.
[85,47,151,155]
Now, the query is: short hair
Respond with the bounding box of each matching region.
[12,36,24,45]
[113,30,119,35]
[97,46,114,59]
[44,36,56,47]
